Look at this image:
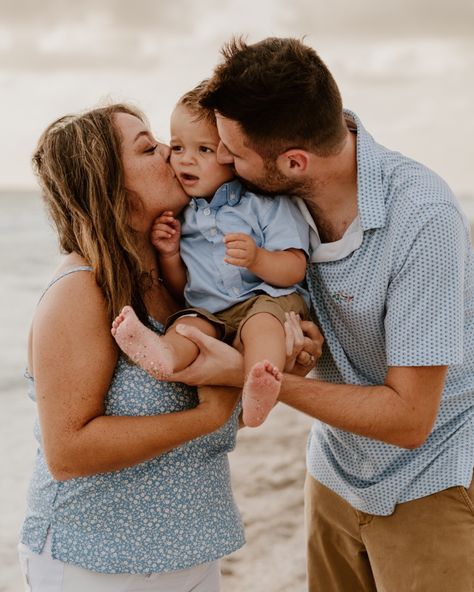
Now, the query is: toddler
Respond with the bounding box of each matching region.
[112,83,310,427]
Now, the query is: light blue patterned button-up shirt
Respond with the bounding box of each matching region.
[180,179,310,313]
[306,110,474,515]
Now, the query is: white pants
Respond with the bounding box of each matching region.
[17,535,221,592]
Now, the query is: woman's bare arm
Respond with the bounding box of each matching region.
[31,271,238,481]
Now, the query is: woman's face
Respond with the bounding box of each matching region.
[115,112,189,230]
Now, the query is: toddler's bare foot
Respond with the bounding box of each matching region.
[242,360,282,427]
[111,306,175,379]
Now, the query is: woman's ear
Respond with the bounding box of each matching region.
[276,149,310,175]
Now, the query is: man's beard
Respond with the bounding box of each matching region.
[236,159,312,199]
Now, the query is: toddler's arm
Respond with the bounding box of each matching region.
[151,212,187,300]
[224,233,306,287]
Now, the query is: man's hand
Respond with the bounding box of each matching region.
[224,233,259,268]
[166,314,324,387]
[151,212,181,257]
[284,312,324,375]
[169,324,245,387]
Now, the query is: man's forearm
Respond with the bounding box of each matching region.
[279,372,441,449]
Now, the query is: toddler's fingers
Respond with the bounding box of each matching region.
[225,248,247,259]
[151,229,174,240]
[224,256,246,267]
[224,240,248,251]
[153,223,176,234]
[224,233,251,243]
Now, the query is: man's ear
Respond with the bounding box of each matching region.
[276,149,310,175]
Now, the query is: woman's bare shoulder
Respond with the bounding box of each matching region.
[38,254,104,319]
[29,253,116,376]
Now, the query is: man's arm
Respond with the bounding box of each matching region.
[279,365,447,449]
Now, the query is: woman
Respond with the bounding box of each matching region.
[18,103,321,591]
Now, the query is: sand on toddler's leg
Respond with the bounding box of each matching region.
[242,360,282,428]
[111,305,174,379]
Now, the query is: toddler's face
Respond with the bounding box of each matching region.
[170,105,234,199]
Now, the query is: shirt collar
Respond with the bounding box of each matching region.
[295,110,386,262]
[345,109,386,231]
[188,179,243,210]
[296,197,364,262]
[210,179,244,208]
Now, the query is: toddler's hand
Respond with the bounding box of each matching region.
[151,212,181,257]
[224,233,259,268]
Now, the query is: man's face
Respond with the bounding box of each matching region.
[215,114,300,195]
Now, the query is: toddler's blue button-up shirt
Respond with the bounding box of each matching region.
[180,179,310,313]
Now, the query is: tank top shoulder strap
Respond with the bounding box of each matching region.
[39,265,93,302]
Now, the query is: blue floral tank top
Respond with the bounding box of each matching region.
[20,267,245,573]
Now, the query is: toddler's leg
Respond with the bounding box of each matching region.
[111,306,217,379]
[239,313,285,427]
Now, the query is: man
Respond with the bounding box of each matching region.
[197,37,474,591]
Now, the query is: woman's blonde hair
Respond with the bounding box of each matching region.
[33,103,151,323]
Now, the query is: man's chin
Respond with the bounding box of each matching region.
[236,174,282,197]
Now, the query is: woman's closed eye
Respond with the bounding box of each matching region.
[144,144,158,154]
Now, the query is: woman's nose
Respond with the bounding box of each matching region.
[158,143,171,161]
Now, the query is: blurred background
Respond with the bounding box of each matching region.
[1,0,474,198]
[0,1,473,590]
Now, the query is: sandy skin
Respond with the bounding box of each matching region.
[111,305,175,379]
[112,306,283,427]
[242,360,282,427]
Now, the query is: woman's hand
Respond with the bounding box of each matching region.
[168,324,245,387]
[284,312,324,376]
[197,386,241,430]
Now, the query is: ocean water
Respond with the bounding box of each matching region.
[0,191,59,592]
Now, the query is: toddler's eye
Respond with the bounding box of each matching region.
[171,145,183,152]
[199,146,213,154]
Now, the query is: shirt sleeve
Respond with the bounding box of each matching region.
[259,195,310,254]
[385,203,467,366]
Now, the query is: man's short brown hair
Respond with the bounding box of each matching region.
[201,37,347,158]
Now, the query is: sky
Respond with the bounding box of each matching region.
[1,0,473,202]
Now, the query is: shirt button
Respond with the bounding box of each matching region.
[203,207,211,216]
[209,227,217,236]
[230,192,236,200]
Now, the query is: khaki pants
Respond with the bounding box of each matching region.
[305,473,474,592]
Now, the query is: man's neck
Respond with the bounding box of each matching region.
[302,131,358,243]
